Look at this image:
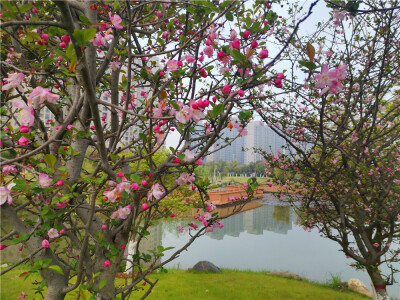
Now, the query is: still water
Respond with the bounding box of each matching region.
[155,195,399,299]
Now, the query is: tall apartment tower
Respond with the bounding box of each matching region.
[208,121,286,165]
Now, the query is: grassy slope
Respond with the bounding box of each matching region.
[1,267,369,300]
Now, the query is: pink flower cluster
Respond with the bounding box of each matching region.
[176,172,196,186]
[315,64,348,94]
[111,205,132,220]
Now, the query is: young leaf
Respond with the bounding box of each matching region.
[306,42,315,62]
[99,279,107,290]
[44,154,57,168]
[48,265,64,275]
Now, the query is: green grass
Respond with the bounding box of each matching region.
[1,267,369,299]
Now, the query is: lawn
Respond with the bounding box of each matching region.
[0,267,369,300]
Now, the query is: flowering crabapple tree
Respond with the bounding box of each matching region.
[252,1,400,299]
[0,0,316,299]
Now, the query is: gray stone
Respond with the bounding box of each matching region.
[347,278,373,298]
[192,261,221,273]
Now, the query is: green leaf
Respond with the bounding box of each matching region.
[79,15,92,25]
[19,4,33,13]
[238,110,252,122]
[131,174,141,183]
[298,60,317,71]
[139,133,147,140]
[83,28,96,42]
[65,43,75,60]
[226,12,233,21]
[209,104,224,118]
[99,279,107,290]
[72,29,85,45]
[230,49,246,63]
[44,154,57,168]
[48,265,64,275]
[13,179,28,191]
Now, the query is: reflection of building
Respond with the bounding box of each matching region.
[208,121,287,165]
[207,204,295,240]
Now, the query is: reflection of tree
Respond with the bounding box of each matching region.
[272,206,290,225]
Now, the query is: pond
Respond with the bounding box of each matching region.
[154,195,400,299]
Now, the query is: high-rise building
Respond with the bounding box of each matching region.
[208,121,286,165]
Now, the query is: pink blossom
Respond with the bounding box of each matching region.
[243,30,251,39]
[230,29,237,40]
[18,137,29,147]
[0,183,15,206]
[19,125,30,133]
[59,228,65,234]
[48,228,59,239]
[104,260,111,267]
[204,45,214,58]
[18,292,27,300]
[231,39,240,50]
[103,188,120,202]
[174,105,191,124]
[39,173,52,188]
[142,203,149,210]
[2,72,25,91]
[238,90,245,97]
[147,183,165,201]
[185,55,195,63]
[56,180,64,187]
[166,60,179,72]
[13,100,34,126]
[61,35,70,44]
[315,64,347,94]
[258,49,269,59]
[101,224,107,231]
[222,85,231,94]
[195,158,204,166]
[109,61,121,71]
[177,226,184,233]
[67,124,74,130]
[56,202,66,209]
[109,13,123,29]
[183,149,196,163]
[191,108,205,123]
[0,245,6,250]
[131,182,139,190]
[42,239,50,248]
[2,165,17,176]
[217,51,226,61]
[90,33,106,47]
[332,10,346,27]
[28,86,59,106]
[251,40,258,49]
[176,172,196,186]
[116,181,131,195]
[111,205,131,220]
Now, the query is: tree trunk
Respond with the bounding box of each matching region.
[44,286,66,300]
[368,270,390,300]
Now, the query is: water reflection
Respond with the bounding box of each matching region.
[208,204,295,240]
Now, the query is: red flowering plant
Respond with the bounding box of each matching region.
[251,2,400,299]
